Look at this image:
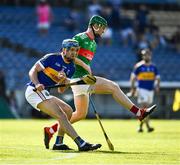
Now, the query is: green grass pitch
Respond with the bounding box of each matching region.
[0,119,180,165]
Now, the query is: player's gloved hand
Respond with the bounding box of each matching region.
[35,83,45,91]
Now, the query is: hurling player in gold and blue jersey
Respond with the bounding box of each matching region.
[25,39,101,151]
[130,48,160,132]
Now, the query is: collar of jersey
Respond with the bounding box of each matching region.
[85,32,94,40]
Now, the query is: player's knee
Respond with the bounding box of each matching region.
[66,106,73,120]
[75,110,87,120]
[110,81,120,92]
[57,110,68,121]
[79,113,87,120]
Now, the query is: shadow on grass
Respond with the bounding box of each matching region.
[52,149,166,155]
[52,149,120,154]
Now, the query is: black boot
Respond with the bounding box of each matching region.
[52,144,73,150]
[78,142,101,151]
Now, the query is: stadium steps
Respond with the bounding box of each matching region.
[121,9,180,37]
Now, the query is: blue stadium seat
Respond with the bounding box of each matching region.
[0,6,180,90]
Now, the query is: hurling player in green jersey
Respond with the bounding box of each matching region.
[44,15,157,150]
[70,15,156,123]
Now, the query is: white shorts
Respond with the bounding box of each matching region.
[25,86,53,111]
[137,88,154,105]
[71,84,93,96]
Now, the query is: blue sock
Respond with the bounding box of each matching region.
[55,136,64,145]
[74,136,86,147]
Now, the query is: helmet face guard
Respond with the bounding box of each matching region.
[89,15,107,38]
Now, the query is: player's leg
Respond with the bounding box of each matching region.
[70,85,90,123]
[146,91,154,132]
[92,77,134,109]
[38,98,78,138]
[46,88,90,142]
[144,116,154,132]
[44,91,90,148]
[51,97,73,150]
[25,86,101,151]
[45,84,93,140]
[44,96,87,150]
[136,88,148,133]
[70,94,89,123]
[137,103,147,133]
[136,88,154,132]
[138,121,144,132]
[43,96,100,150]
[44,95,89,141]
[43,97,72,149]
[38,97,101,151]
[90,76,156,121]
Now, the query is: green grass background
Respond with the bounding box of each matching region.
[0,119,180,165]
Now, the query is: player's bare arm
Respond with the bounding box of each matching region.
[29,62,44,91]
[129,73,137,97]
[74,58,92,75]
[155,76,161,93]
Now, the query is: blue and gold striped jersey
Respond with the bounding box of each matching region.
[27,53,75,87]
[133,61,160,90]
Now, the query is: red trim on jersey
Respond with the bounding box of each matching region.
[78,48,94,61]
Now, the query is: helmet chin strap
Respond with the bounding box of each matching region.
[91,24,101,38]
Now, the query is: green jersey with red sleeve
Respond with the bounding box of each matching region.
[72,32,97,78]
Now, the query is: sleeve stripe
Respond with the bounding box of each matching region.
[37,61,45,70]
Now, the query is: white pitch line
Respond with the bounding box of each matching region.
[50,153,78,160]
[0,146,79,163]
